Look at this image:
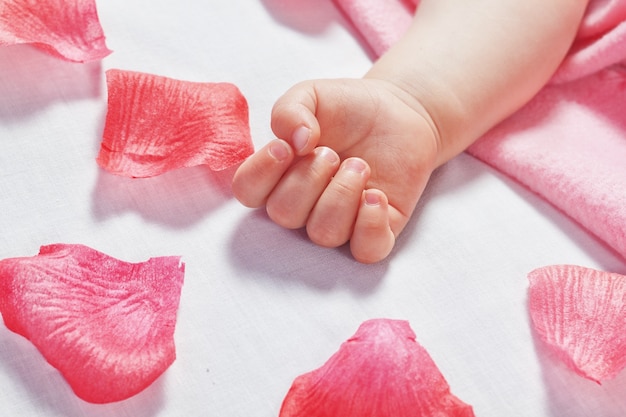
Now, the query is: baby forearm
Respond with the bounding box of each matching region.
[365,0,589,166]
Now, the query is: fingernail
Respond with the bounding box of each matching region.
[268,140,289,161]
[315,147,339,164]
[292,125,311,153]
[364,190,381,206]
[343,158,367,174]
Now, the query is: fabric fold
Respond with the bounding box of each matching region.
[333,0,626,261]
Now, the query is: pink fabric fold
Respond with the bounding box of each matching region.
[554,0,626,83]
[333,0,626,261]
[333,0,416,57]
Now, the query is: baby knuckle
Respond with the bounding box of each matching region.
[266,202,305,229]
[307,222,345,248]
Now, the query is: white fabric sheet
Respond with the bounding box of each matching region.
[0,1,625,416]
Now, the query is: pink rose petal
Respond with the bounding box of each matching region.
[0,0,112,62]
[0,244,185,403]
[97,69,254,178]
[280,319,474,417]
[528,264,626,383]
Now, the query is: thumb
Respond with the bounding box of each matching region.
[270,80,321,156]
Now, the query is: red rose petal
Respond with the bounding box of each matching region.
[528,265,626,383]
[0,0,111,62]
[0,244,185,403]
[280,319,474,417]
[97,69,254,178]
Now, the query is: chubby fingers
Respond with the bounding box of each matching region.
[266,146,340,229]
[234,146,398,263]
[306,157,370,248]
[350,189,396,264]
[231,139,295,208]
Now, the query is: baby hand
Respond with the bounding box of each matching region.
[232,78,439,263]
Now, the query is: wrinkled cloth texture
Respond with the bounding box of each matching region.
[333,0,626,261]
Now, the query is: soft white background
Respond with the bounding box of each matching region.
[1,0,625,416]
